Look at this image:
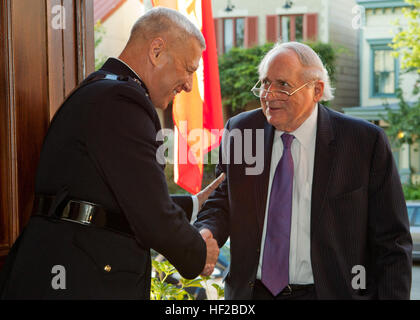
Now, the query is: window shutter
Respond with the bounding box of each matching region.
[213,18,223,55]
[244,16,258,48]
[289,15,296,41]
[266,15,278,43]
[303,13,318,41]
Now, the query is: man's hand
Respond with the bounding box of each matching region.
[200,228,219,276]
[196,173,225,210]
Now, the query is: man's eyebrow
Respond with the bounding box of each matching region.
[262,77,289,84]
[274,78,289,84]
[274,78,295,87]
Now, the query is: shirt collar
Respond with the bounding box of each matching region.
[113,57,142,81]
[275,103,319,150]
[100,57,150,96]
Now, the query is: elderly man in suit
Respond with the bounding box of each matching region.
[195,42,412,300]
[0,7,222,299]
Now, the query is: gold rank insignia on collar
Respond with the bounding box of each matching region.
[130,76,150,97]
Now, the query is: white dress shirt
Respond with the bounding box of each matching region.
[190,196,199,223]
[257,104,318,284]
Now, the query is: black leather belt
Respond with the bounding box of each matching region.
[32,195,134,237]
[280,284,314,296]
[255,280,314,296]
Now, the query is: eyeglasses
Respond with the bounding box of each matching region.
[251,79,316,101]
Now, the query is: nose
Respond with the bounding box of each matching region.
[262,90,275,100]
[262,83,275,100]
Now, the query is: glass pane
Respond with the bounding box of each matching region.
[236,18,245,48]
[384,51,394,67]
[295,15,303,41]
[224,19,234,53]
[281,16,290,42]
[373,49,395,94]
[408,206,415,222]
[414,210,420,227]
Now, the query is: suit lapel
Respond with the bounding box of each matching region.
[254,114,275,237]
[311,104,336,224]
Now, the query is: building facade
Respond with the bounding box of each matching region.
[211,0,360,110]
[343,0,419,184]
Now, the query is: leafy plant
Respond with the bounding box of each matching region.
[383,0,420,183]
[403,183,420,200]
[383,87,420,147]
[200,275,225,299]
[151,260,200,300]
[218,43,274,116]
[386,0,420,146]
[212,282,225,298]
[390,0,420,73]
[150,259,224,300]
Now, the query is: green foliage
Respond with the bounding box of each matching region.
[403,183,420,200]
[211,283,225,298]
[151,260,193,300]
[385,0,420,147]
[218,41,343,115]
[94,21,108,71]
[383,87,420,146]
[150,259,224,300]
[390,0,420,73]
[218,43,274,115]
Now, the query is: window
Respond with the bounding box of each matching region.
[369,40,399,97]
[224,19,234,52]
[266,14,317,43]
[214,17,258,55]
[413,210,420,227]
[408,206,416,223]
[280,15,304,42]
[223,17,245,53]
[235,18,245,48]
[373,49,395,94]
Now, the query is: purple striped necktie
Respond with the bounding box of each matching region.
[261,133,295,296]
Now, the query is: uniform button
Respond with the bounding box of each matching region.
[104,265,112,272]
[256,248,260,254]
[248,281,254,287]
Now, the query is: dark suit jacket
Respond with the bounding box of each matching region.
[195,104,412,299]
[0,58,206,299]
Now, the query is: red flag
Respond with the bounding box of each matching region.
[152,0,223,194]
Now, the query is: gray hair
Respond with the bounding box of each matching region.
[129,7,206,49]
[258,42,334,101]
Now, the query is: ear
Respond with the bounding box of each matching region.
[148,37,166,67]
[313,80,325,102]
